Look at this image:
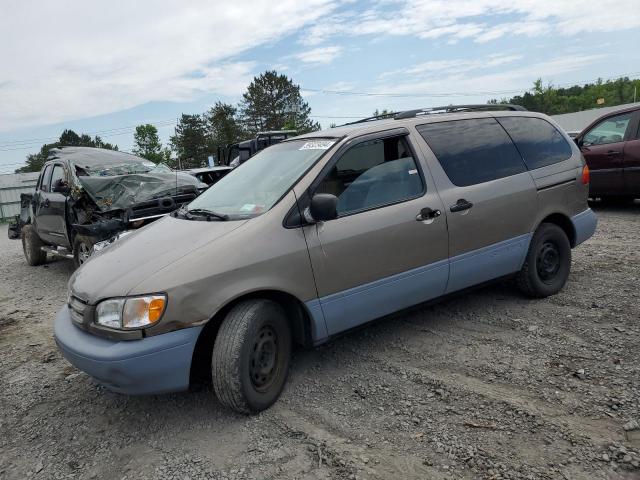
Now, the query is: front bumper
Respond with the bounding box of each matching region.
[54,306,202,395]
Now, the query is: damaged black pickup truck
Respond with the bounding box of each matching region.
[8,147,206,268]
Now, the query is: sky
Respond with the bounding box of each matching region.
[1,0,639,173]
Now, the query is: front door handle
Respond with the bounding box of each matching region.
[605,150,622,156]
[416,207,441,221]
[41,199,50,208]
[450,199,473,213]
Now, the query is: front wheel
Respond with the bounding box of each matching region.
[212,299,291,414]
[73,235,95,268]
[516,223,571,298]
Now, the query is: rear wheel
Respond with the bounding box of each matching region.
[73,235,95,268]
[516,223,571,298]
[212,299,291,414]
[21,224,47,266]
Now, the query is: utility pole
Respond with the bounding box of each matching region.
[634,85,637,103]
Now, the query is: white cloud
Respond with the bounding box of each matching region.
[0,0,338,131]
[300,0,640,45]
[380,53,523,79]
[293,46,344,64]
[373,54,605,98]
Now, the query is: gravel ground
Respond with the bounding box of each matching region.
[1,203,639,480]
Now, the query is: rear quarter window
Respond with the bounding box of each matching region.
[416,118,526,187]
[497,116,572,170]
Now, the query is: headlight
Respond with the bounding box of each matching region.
[95,295,166,330]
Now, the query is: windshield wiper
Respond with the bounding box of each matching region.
[187,208,229,221]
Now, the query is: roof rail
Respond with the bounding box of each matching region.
[344,112,397,125]
[393,104,526,120]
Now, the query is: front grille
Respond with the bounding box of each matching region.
[68,295,88,325]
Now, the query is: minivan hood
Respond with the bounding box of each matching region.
[70,216,247,303]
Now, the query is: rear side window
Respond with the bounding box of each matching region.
[416,118,526,187]
[498,117,572,169]
[40,165,53,192]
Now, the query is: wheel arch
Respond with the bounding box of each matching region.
[536,212,576,247]
[189,289,314,387]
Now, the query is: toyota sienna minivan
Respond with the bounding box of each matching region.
[55,105,597,413]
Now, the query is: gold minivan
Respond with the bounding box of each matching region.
[55,105,597,413]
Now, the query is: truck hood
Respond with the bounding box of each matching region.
[77,172,205,212]
[70,216,247,303]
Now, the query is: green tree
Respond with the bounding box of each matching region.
[239,71,320,135]
[205,102,244,148]
[169,114,210,169]
[15,129,118,173]
[132,124,165,163]
[492,76,640,115]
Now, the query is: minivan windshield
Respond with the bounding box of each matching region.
[186,139,335,219]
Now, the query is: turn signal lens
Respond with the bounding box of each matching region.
[148,298,165,323]
[581,165,590,184]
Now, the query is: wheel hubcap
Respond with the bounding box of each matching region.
[536,241,560,282]
[250,326,278,391]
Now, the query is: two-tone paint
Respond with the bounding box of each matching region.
[55,110,597,395]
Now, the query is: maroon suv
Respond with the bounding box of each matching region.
[576,105,640,202]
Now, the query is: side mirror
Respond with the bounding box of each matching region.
[309,193,338,222]
[52,179,70,194]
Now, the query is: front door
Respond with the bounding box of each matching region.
[36,163,70,247]
[579,110,636,197]
[415,117,538,293]
[300,131,449,336]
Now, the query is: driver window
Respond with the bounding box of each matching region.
[584,112,633,146]
[315,135,424,216]
[50,164,67,191]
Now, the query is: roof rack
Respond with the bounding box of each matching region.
[393,104,526,120]
[344,104,526,125]
[344,112,397,125]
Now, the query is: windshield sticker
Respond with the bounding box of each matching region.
[299,140,335,151]
[408,169,418,175]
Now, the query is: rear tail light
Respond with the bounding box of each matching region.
[581,165,590,184]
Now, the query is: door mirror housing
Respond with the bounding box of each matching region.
[52,179,70,194]
[309,193,338,222]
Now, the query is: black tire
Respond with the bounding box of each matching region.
[516,223,571,298]
[73,235,95,268]
[21,224,47,266]
[212,299,291,414]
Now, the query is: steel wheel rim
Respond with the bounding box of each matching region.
[536,241,560,283]
[250,325,279,392]
[78,243,90,264]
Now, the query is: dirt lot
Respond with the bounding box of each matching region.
[1,204,639,480]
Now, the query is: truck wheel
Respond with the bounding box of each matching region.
[21,224,47,266]
[212,299,291,414]
[516,223,571,298]
[73,235,95,268]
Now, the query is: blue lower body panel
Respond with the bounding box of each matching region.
[317,259,449,337]
[571,208,597,246]
[307,234,533,341]
[446,233,532,293]
[54,307,202,395]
